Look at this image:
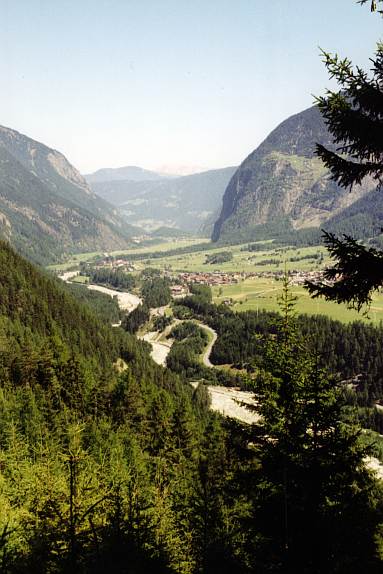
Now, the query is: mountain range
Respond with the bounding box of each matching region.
[0,126,139,264]
[85,165,167,183]
[3,102,381,268]
[86,166,236,234]
[212,105,378,243]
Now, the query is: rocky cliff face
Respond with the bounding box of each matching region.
[212,106,375,242]
[0,126,137,264]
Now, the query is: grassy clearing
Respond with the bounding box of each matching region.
[110,238,206,256]
[212,277,383,324]
[51,241,327,275]
[48,238,383,325]
[47,251,102,271]
[71,275,88,284]
[135,243,329,273]
[137,241,382,323]
[47,238,206,271]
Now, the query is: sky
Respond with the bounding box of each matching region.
[0,0,382,174]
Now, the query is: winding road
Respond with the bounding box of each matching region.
[197,323,218,367]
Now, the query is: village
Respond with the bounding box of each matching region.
[83,255,325,290]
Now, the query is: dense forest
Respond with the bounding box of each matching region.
[141,276,172,308]
[0,240,243,572]
[178,287,383,432]
[84,267,136,291]
[0,241,381,572]
[67,283,121,324]
[122,303,150,334]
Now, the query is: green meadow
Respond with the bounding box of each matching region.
[137,243,329,273]
[211,277,383,324]
[50,239,383,324]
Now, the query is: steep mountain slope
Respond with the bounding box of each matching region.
[212,106,376,242]
[0,126,138,264]
[0,239,230,572]
[89,166,237,233]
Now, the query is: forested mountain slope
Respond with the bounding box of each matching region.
[0,241,381,572]
[0,240,236,572]
[212,106,376,242]
[0,126,138,264]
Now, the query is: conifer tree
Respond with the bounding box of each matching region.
[306,3,383,308]
[251,278,383,573]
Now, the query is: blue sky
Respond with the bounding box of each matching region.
[0,0,381,173]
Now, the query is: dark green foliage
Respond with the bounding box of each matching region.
[204,251,233,265]
[166,322,208,376]
[140,267,162,279]
[192,382,212,415]
[165,320,241,386]
[152,314,173,332]
[0,240,250,573]
[141,277,171,308]
[307,26,383,308]
[0,240,123,367]
[180,288,383,420]
[168,321,209,346]
[122,304,150,334]
[217,217,324,246]
[256,257,281,266]
[189,283,212,302]
[170,321,208,346]
[306,231,383,310]
[0,240,382,571]
[67,283,121,324]
[241,242,277,252]
[172,304,193,319]
[249,283,383,572]
[87,267,136,291]
[316,46,383,189]
[289,251,323,263]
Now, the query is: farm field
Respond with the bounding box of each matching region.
[110,237,206,256]
[50,238,383,324]
[135,243,329,273]
[211,277,383,324]
[48,237,207,272]
[48,251,103,272]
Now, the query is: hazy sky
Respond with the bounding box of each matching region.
[1,0,381,174]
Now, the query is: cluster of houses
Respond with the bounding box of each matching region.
[176,271,241,286]
[92,255,136,273]
[170,284,189,298]
[288,270,325,285]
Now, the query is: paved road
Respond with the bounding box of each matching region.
[197,323,218,367]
